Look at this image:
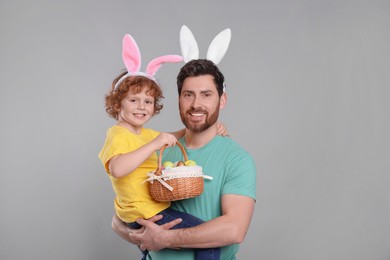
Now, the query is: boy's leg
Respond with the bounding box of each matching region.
[194,247,221,260]
[154,208,220,260]
[154,208,204,228]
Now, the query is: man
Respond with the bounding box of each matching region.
[112,59,257,259]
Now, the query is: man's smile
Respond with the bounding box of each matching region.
[187,111,207,121]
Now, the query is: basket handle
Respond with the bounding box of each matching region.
[155,141,188,176]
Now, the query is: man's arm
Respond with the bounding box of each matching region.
[111,214,183,245]
[111,215,142,245]
[132,194,255,251]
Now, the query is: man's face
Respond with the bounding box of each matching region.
[179,75,225,133]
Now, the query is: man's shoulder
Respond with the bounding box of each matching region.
[163,136,252,160]
[214,136,252,157]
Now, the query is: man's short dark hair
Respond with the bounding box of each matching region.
[177,59,225,97]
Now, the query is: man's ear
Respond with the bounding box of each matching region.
[219,93,227,110]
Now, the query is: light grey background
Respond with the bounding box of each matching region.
[1,0,389,259]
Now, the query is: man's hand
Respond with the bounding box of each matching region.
[111,215,143,245]
[111,215,182,250]
[130,216,182,251]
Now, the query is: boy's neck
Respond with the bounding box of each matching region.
[184,123,218,149]
[116,122,142,135]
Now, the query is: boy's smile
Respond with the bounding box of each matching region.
[117,87,155,134]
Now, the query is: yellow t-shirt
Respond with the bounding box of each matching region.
[98,125,170,223]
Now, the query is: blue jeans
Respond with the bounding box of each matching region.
[127,208,220,260]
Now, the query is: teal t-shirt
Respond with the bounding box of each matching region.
[148,136,257,260]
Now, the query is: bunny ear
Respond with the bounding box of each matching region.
[146,55,183,76]
[122,34,141,73]
[206,28,231,64]
[180,25,199,63]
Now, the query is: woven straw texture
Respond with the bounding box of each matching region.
[148,142,204,202]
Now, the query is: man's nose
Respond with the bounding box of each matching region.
[191,96,201,108]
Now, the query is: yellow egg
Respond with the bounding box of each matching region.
[185,160,197,166]
[163,161,174,168]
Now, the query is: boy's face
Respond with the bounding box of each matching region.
[117,87,155,133]
[179,75,226,133]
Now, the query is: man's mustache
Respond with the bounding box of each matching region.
[186,109,208,114]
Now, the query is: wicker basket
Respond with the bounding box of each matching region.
[147,142,205,202]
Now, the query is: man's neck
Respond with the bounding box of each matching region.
[184,124,218,149]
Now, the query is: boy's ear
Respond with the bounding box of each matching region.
[114,103,121,112]
[219,93,227,110]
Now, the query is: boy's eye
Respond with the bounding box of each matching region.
[129,99,137,103]
[146,100,154,104]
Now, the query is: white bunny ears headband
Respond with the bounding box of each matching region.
[180,25,231,92]
[114,34,183,90]
[115,26,231,90]
[180,25,231,65]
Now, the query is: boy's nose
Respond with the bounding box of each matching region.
[138,102,145,109]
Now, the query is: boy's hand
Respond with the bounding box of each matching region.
[216,122,229,136]
[153,132,177,150]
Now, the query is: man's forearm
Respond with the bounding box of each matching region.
[166,215,240,248]
[166,196,255,249]
[130,195,255,252]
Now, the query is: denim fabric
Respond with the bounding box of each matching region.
[127,208,220,260]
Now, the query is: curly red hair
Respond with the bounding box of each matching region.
[105,72,164,120]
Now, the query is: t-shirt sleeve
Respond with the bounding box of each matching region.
[222,152,257,200]
[148,128,161,138]
[98,132,133,173]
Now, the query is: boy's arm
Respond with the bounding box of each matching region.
[169,121,228,140]
[130,194,255,251]
[216,122,229,136]
[109,132,177,178]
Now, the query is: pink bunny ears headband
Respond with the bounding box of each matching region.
[114,34,183,90]
[115,26,231,91]
[180,25,231,92]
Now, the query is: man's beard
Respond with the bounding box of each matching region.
[180,105,219,133]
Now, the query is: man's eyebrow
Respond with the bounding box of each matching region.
[182,89,214,94]
[200,90,215,94]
